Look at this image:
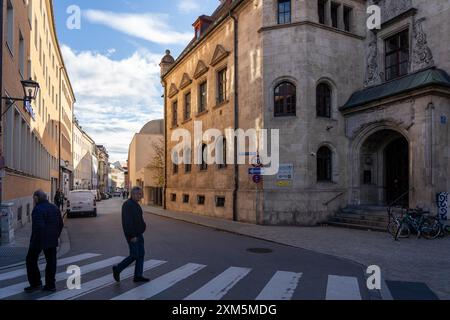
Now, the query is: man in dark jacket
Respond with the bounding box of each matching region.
[53,189,64,211]
[112,187,149,283]
[25,190,64,293]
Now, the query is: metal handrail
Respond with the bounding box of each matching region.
[387,188,414,209]
[323,191,346,206]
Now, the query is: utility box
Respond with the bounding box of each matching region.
[0,203,14,245]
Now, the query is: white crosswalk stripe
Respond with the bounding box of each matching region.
[326,275,362,300]
[256,271,303,300]
[40,259,167,300]
[0,253,100,282]
[112,263,206,300]
[185,267,251,300]
[0,256,123,300]
[0,252,369,300]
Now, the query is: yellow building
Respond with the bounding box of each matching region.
[29,0,75,197]
[1,0,75,233]
[128,119,164,206]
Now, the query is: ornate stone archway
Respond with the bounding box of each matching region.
[348,122,411,207]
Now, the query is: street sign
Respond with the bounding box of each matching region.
[249,167,264,175]
[277,164,294,180]
[252,175,262,184]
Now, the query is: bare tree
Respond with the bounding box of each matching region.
[146,137,164,187]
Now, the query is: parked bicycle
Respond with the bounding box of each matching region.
[394,208,441,241]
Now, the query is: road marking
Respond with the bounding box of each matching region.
[40,259,167,300]
[255,271,303,300]
[112,263,206,300]
[326,275,362,300]
[0,253,100,282]
[185,267,252,300]
[0,256,123,300]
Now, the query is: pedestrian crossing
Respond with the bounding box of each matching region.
[0,253,366,300]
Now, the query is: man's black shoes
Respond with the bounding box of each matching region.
[112,266,120,282]
[133,276,150,283]
[24,285,42,293]
[42,286,57,293]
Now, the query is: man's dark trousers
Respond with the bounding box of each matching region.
[116,234,145,278]
[26,247,57,288]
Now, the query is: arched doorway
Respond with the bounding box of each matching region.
[358,129,409,206]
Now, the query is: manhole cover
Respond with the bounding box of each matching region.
[246,248,273,254]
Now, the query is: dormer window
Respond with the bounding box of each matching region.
[193,16,213,40]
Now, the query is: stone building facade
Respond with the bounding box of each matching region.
[161,0,450,226]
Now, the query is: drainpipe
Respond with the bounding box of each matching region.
[230,11,239,222]
[58,67,63,192]
[163,80,168,210]
[0,0,4,206]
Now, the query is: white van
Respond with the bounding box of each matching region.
[67,190,97,218]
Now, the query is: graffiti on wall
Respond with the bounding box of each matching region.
[436,192,449,220]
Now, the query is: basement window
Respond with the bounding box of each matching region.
[183,194,190,204]
[197,195,205,205]
[216,196,225,208]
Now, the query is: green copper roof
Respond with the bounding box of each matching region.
[341,68,450,111]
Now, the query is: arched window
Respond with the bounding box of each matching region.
[278,0,291,24]
[274,81,296,117]
[317,146,332,182]
[316,83,331,118]
[199,143,208,171]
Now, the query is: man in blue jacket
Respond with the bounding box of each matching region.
[112,186,149,283]
[25,190,64,293]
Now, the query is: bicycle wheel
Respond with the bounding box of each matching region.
[395,222,410,240]
[421,217,441,240]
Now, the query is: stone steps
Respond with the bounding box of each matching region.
[327,206,390,232]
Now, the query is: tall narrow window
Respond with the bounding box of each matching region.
[318,0,326,25]
[218,137,227,169]
[199,144,208,171]
[316,83,332,118]
[278,0,291,24]
[343,6,352,32]
[274,82,296,117]
[217,68,227,104]
[199,81,207,113]
[184,147,192,173]
[385,30,409,81]
[172,101,178,127]
[6,0,14,52]
[19,32,25,76]
[184,92,191,120]
[317,146,332,182]
[331,2,339,28]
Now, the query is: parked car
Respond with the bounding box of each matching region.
[67,190,97,218]
[100,192,112,200]
[90,190,101,202]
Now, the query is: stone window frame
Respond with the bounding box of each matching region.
[183,90,192,122]
[277,0,292,25]
[269,76,299,120]
[375,19,413,83]
[315,77,338,120]
[315,142,339,185]
[197,79,208,115]
[215,64,228,107]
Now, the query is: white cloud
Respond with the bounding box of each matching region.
[61,45,164,162]
[83,10,193,45]
[177,0,201,13]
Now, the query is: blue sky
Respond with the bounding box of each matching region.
[53,0,219,162]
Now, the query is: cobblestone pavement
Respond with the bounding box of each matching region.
[143,205,450,300]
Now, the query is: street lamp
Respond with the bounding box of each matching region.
[1,78,40,117]
[21,78,40,101]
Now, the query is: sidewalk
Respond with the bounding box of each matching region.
[143,205,450,300]
[0,222,70,270]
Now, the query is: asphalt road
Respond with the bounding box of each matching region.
[1,198,372,300]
